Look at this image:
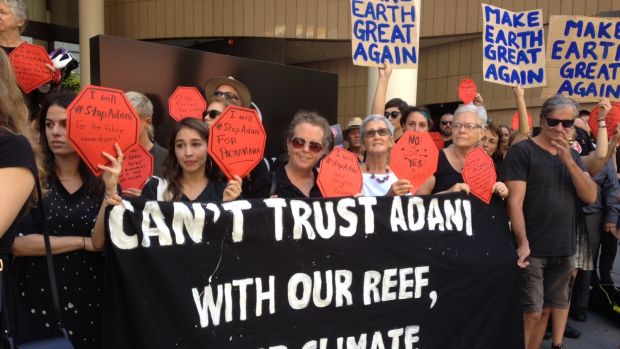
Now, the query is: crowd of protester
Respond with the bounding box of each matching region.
[0,1,619,349]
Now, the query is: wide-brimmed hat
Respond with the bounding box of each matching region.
[344,117,363,135]
[204,76,252,108]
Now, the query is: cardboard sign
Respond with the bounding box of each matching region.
[589,103,620,139]
[118,144,154,191]
[542,15,620,102]
[8,42,53,93]
[462,147,497,204]
[208,106,266,179]
[511,110,533,131]
[482,4,546,88]
[390,131,439,193]
[66,85,140,176]
[429,132,445,150]
[317,148,362,197]
[458,78,478,105]
[350,0,418,68]
[168,86,207,121]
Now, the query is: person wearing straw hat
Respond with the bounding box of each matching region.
[344,117,364,163]
[203,76,252,108]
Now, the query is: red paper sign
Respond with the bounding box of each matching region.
[8,42,53,93]
[589,103,620,140]
[317,148,362,197]
[168,86,208,121]
[118,144,154,191]
[208,106,266,179]
[429,132,445,150]
[462,147,497,204]
[390,131,439,194]
[66,85,140,176]
[511,110,533,131]
[458,78,477,105]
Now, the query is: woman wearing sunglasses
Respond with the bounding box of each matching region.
[426,104,508,199]
[249,111,330,198]
[370,62,408,142]
[203,96,230,129]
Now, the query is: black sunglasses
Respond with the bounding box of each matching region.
[441,121,453,126]
[545,117,574,128]
[384,111,401,119]
[214,90,239,101]
[204,110,222,119]
[290,136,324,153]
[364,128,390,138]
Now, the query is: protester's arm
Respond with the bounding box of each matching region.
[92,144,124,251]
[0,167,34,238]
[552,129,597,204]
[513,86,530,136]
[223,175,243,201]
[583,99,611,175]
[370,62,392,115]
[12,235,97,256]
[505,180,530,268]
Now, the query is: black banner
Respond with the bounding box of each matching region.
[103,193,524,349]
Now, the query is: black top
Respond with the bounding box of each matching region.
[141,176,227,202]
[0,131,35,256]
[432,149,463,194]
[14,178,104,347]
[149,142,168,177]
[503,139,584,257]
[248,165,323,199]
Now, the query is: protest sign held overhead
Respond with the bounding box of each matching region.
[390,131,438,194]
[168,86,207,121]
[482,4,546,88]
[542,15,620,102]
[8,42,54,93]
[118,144,153,191]
[66,85,140,176]
[462,147,497,204]
[458,78,478,105]
[317,148,362,197]
[589,102,620,139]
[350,0,418,68]
[208,105,266,179]
[102,194,522,349]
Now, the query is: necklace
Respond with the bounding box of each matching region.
[366,164,390,183]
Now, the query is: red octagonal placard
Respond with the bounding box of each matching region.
[458,78,477,105]
[208,106,266,179]
[66,85,140,176]
[8,42,53,93]
[462,147,497,204]
[118,143,154,191]
[589,102,620,140]
[390,131,439,194]
[511,110,533,131]
[429,132,445,150]
[317,148,362,197]
[168,86,208,121]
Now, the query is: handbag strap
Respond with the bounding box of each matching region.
[34,176,65,335]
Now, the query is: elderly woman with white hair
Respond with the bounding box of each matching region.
[429,104,508,198]
[0,0,28,53]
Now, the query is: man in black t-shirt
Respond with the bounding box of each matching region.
[504,95,597,349]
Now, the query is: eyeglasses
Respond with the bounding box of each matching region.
[364,128,390,138]
[451,122,482,131]
[384,111,401,119]
[290,136,324,153]
[213,90,239,101]
[545,117,574,128]
[204,110,222,119]
[441,121,453,126]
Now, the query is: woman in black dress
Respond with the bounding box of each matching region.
[11,91,104,348]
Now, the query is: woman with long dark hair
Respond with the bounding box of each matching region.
[11,90,104,348]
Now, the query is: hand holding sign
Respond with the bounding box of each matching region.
[458,79,477,105]
[8,42,54,93]
[168,86,208,121]
[390,131,439,194]
[317,148,362,197]
[588,101,620,140]
[208,106,266,179]
[462,147,497,204]
[67,85,140,176]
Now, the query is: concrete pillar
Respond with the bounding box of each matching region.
[366,0,421,113]
[78,0,104,87]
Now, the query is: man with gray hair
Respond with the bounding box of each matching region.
[125,91,168,184]
[504,95,597,349]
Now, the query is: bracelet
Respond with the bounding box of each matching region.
[599,125,607,128]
